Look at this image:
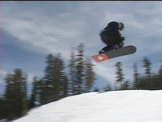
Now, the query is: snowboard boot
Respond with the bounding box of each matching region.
[99,49,105,54]
[99,45,115,54]
[113,41,124,50]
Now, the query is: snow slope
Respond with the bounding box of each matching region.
[13,90,162,122]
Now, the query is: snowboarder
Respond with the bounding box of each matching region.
[99,21,125,54]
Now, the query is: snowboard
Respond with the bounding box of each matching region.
[92,45,136,62]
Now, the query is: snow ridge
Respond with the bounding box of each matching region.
[14,90,162,122]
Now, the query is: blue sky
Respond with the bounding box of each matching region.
[1,1,162,96]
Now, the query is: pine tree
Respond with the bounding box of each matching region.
[137,57,162,90]
[142,57,152,78]
[115,62,124,90]
[54,53,68,99]
[133,63,140,89]
[122,80,130,90]
[159,64,162,77]
[158,57,162,77]
[3,69,28,119]
[40,54,54,104]
[68,48,77,95]
[75,43,85,94]
[40,53,67,104]
[158,57,162,89]
[68,44,96,94]
[61,73,69,98]
[84,58,95,92]
[0,98,15,120]
[39,79,47,105]
[29,76,39,109]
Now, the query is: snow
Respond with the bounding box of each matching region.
[13,90,162,122]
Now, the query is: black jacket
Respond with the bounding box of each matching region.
[104,21,120,32]
[100,21,123,46]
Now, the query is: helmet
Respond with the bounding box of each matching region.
[119,22,125,31]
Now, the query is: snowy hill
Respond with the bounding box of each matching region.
[13,90,162,122]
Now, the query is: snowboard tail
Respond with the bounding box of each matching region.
[92,45,136,62]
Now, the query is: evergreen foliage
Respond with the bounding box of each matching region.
[3,69,28,120]
[142,57,152,77]
[115,62,124,90]
[133,63,140,89]
[84,58,96,93]
[75,43,85,94]
[2,42,162,120]
[115,62,124,82]
[28,76,40,109]
[68,43,95,95]
[40,53,68,105]
[68,48,78,95]
[122,80,130,90]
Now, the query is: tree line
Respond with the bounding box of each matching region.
[114,57,162,91]
[0,43,96,120]
[0,43,162,120]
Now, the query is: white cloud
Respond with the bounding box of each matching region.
[1,1,162,85]
[1,3,90,60]
[1,70,8,76]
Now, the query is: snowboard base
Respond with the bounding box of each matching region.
[92,53,109,62]
[92,45,136,62]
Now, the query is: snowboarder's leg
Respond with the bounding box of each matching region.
[114,41,124,49]
[99,34,114,54]
[99,41,124,54]
[99,45,114,54]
